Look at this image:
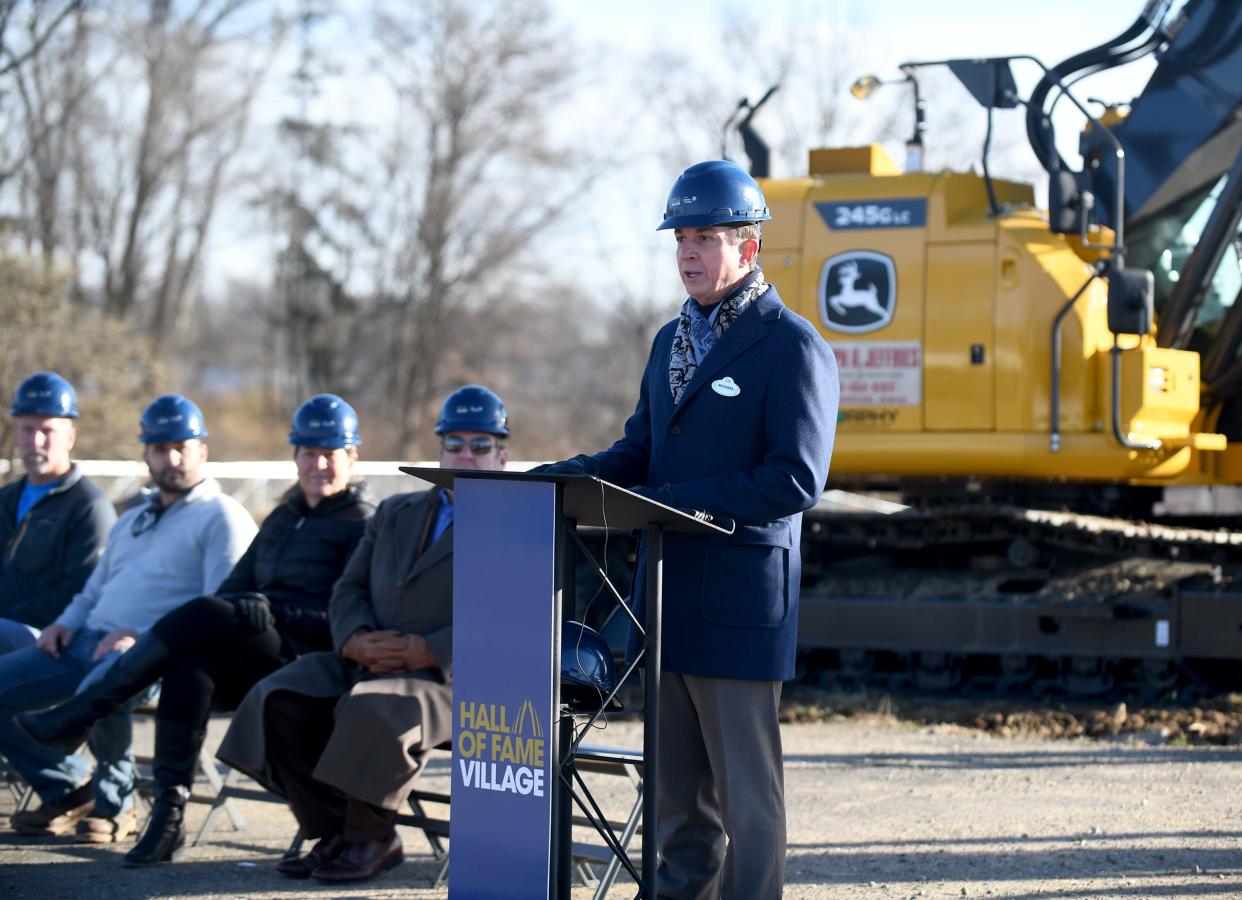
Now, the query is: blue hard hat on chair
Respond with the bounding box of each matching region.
[561,621,622,712]
[289,394,361,449]
[656,159,771,231]
[11,372,79,418]
[139,394,208,444]
[435,385,509,437]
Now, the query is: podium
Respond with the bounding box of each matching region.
[401,467,731,899]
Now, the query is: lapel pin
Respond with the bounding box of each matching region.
[711,377,741,397]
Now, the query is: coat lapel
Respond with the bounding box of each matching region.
[673,293,773,413]
[406,522,453,582]
[396,490,439,585]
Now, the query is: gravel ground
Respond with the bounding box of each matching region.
[1,713,1240,898]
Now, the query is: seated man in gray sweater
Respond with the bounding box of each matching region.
[0,394,256,843]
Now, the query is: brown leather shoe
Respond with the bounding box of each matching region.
[11,783,94,836]
[275,835,346,879]
[310,833,403,883]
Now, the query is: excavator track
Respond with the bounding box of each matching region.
[796,505,1242,699]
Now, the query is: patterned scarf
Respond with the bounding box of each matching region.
[668,270,767,404]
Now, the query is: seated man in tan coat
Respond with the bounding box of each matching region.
[216,385,510,884]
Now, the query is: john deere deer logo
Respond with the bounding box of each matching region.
[819,251,897,334]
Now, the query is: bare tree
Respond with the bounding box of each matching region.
[0,0,89,261]
[256,1,369,408]
[8,3,96,277]
[94,1,285,338]
[0,249,171,468]
[363,0,586,454]
[0,0,82,81]
[0,0,287,345]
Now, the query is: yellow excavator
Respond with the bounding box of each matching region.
[738,0,1242,696]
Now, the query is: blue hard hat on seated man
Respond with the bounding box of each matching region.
[10,371,80,419]
[139,394,208,444]
[9,372,81,487]
[435,384,509,438]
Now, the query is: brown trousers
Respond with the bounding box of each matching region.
[264,690,398,842]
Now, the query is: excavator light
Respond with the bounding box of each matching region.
[850,75,881,100]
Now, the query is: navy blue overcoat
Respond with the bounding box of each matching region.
[589,284,839,681]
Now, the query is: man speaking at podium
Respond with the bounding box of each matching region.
[537,160,838,898]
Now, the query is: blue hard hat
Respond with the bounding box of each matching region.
[435,385,509,437]
[656,159,772,231]
[561,621,622,713]
[10,371,79,418]
[139,394,208,444]
[289,393,361,449]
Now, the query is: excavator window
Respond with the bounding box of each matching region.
[1128,175,1240,353]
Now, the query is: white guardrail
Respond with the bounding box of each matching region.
[0,460,545,515]
[0,458,914,517]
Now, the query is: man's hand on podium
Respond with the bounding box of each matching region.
[526,454,597,476]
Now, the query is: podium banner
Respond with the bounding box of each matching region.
[449,477,557,897]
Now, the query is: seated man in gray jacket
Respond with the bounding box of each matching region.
[218,385,509,884]
[0,394,256,842]
[0,372,116,652]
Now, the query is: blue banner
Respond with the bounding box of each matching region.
[450,477,557,898]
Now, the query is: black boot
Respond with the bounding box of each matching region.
[123,787,188,868]
[123,720,203,867]
[16,633,174,752]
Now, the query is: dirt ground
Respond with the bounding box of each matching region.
[781,687,1242,745]
[1,700,1240,899]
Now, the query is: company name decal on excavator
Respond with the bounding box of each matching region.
[833,340,921,410]
[838,409,900,427]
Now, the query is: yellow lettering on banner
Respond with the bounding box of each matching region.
[469,703,510,733]
[459,701,477,730]
[459,730,491,759]
[492,735,546,767]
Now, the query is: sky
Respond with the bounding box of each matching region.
[208,0,1165,299]
[545,0,1162,296]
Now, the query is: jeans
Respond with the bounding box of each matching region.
[0,617,38,654]
[0,629,146,817]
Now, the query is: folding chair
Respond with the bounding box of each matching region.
[569,743,645,898]
[1,758,34,813]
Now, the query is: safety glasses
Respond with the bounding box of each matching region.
[441,435,498,456]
